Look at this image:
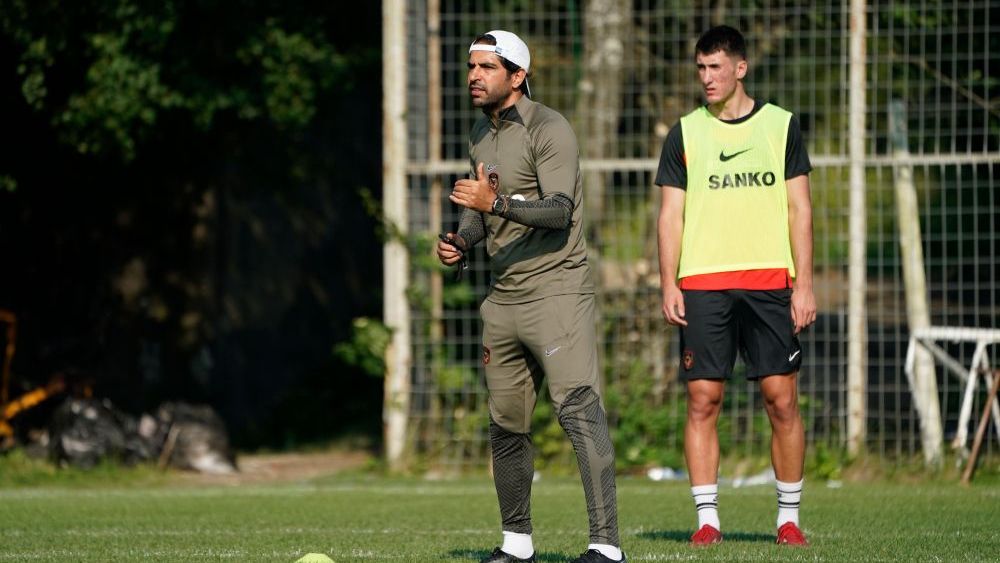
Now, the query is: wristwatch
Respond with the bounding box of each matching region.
[491,194,505,215]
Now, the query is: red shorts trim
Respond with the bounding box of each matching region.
[679,268,791,290]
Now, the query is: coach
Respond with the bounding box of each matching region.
[436,30,626,563]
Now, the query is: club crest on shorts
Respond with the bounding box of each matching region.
[482,346,491,365]
[682,349,695,370]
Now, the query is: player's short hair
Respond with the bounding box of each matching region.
[695,25,747,60]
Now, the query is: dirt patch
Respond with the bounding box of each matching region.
[172,448,372,486]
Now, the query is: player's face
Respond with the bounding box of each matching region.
[467,50,516,111]
[696,50,747,105]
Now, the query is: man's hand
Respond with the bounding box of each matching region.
[790,284,816,335]
[662,284,688,326]
[450,162,496,212]
[436,233,466,266]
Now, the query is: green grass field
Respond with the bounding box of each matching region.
[1,466,999,562]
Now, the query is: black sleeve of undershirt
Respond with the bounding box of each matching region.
[785,115,812,179]
[495,192,574,230]
[654,124,686,189]
[456,207,486,249]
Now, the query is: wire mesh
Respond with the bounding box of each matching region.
[401,0,1000,469]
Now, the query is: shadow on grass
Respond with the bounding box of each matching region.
[638,529,773,543]
[446,548,569,561]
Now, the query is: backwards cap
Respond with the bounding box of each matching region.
[469,30,531,98]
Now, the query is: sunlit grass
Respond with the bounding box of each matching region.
[0,462,997,562]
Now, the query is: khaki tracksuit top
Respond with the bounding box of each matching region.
[469,96,594,304]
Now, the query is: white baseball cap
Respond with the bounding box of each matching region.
[469,30,532,97]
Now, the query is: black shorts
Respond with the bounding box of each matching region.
[678,288,802,380]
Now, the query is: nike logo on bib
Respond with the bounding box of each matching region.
[719,148,751,162]
[788,349,801,362]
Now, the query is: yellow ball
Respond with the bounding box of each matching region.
[295,554,335,563]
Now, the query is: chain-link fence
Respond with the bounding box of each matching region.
[393,0,1000,470]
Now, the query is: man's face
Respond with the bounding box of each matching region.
[467,50,515,110]
[695,50,746,105]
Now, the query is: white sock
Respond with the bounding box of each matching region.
[501,531,533,559]
[691,484,720,530]
[776,478,803,527]
[587,543,623,561]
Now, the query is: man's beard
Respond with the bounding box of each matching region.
[471,85,512,113]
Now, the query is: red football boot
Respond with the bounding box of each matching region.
[776,522,809,546]
[690,524,723,546]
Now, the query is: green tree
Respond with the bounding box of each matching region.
[0,1,384,448]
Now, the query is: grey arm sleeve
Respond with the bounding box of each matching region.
[495,192,573,230]
[495,112,577,230]
[456,207,486,249]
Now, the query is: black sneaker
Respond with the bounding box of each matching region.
[568,549,627,563]
[480,547,536,563]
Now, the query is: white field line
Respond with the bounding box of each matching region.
[0,526,499,537]
[0,481,609,500]
[4,526,988,540]
[0,550,932,562]
[0,549,297,560]
[2,482,997,501]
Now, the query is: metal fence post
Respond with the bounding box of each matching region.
[847,0,868,458]
[383,0,411,472]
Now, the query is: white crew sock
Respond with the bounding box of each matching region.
[691,484,720,530]
[587,543,622,561]
[776,478,803,527]
[501,531,534,559]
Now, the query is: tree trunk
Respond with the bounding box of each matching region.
[574,0,631,394]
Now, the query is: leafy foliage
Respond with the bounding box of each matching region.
[0,1,384,448]
[2,0,358,161]
[334,318,392,379]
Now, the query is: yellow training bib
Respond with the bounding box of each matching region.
[678,104,796,279]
